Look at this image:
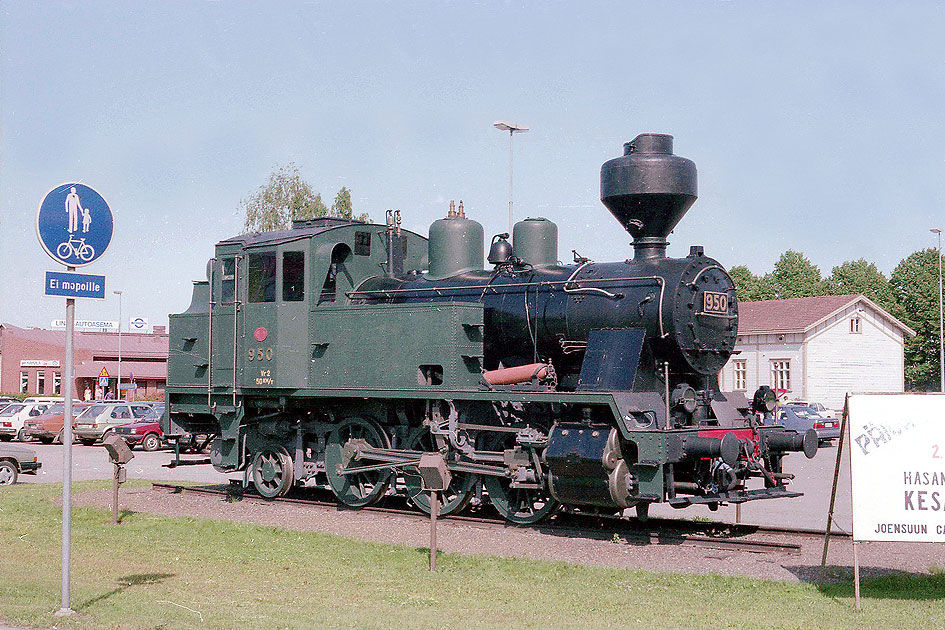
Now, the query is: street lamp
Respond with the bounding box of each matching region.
[932,228,944,393]
[114,290,122,399]
[493,120,529,234]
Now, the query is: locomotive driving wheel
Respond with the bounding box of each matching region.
[325,416,392,508]
[481,427,559,525]
[251,444,295,499]
[402,427,476,516]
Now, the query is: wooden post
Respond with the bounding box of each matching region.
[853,541,861,610]
[820,395,849,585]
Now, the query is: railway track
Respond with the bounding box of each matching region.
[152,482,840,555]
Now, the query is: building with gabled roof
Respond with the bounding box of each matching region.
[0,322,168,400]
[719,294,915,411]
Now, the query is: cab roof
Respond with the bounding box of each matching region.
[217,217,367,249]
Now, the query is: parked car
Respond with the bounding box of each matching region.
[114,410,164,451]
[21,403,95,444]
[0,442,42,484]
[783,400,838,419]
[0,402,50,442]
[777,404,840,445]
[73,402,156,445]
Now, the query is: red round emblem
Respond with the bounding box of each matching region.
[253,327,268,342]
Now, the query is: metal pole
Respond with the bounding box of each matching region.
[429,491,438,572]
[115,290,122,399]
[112,463,119,525]
[56,281,76,617]
[936,230,943,392]
[853,541,861,610]
[508,130,514,235]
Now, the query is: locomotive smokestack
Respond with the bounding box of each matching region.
[600,133,697,260]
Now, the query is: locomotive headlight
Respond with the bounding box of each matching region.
[671,384,697,414]
[752,386,777,413]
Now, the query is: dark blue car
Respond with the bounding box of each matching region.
[777,405,840,445]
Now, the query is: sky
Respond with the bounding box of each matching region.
[1,1,944,329]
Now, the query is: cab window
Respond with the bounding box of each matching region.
[282,251,305,302]
[221,258,236,303]
[248,252,277,303]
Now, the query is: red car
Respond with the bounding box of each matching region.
[113,419,163,451]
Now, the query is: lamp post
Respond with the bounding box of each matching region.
[493,121,529,234]
[114,290,122,399]
[932,228,944,392]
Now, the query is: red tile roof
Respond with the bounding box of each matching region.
[737,294,914,336]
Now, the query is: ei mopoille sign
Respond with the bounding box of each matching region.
[848,393,945,542]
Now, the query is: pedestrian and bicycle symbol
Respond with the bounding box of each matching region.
[36,183,113,267]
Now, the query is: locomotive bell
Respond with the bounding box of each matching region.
[600,133,697,259]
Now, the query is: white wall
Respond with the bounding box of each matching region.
[806,304,905,410]
[721,332,805,397]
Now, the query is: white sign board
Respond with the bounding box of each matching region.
[20,359,61,367]
[51,319,118,332]
[848,393,945,542]
[129,316,149,332]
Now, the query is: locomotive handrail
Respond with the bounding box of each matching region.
[207,257,216,410]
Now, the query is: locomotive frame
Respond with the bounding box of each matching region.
[163,134,816,523]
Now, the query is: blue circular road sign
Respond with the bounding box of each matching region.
[36,183,114,267]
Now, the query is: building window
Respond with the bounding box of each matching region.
[850,317,861,334]
[282,251,305,302]
[771,360,791,392]
[53,372,62,395]
[20,371,28,394]
[36,371,45,394]
[733,360,747,390]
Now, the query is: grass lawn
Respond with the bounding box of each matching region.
[0,481,942,630]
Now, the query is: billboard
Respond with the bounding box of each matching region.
[848,393,945,542]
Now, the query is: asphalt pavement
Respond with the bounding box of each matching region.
[14,438,852,533]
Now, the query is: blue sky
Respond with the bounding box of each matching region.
[2,1,943,328]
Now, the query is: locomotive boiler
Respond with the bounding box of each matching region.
[164,133,816,523]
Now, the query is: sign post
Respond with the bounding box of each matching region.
[37,182,113,617]
[821,392,945,610]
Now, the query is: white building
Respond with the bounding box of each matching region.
[719,294,915,411]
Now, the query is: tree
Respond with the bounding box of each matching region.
[729,265,774,302]
[890,248,943,391]
[330,186,370,222]
[769,250,826,299]
[825,259,902,318]
[242,164,328,232]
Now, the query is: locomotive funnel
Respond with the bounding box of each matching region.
[600,134,697,259]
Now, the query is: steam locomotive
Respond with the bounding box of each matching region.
[163,133,816,523]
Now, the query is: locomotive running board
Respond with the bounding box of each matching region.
[668,487,803,508]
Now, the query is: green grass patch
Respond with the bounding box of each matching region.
[0,481,942,629]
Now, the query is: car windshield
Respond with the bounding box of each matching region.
[786,405,820,418]
[44,404,65,415]
[0,405,24,416]
[77,405,108,419]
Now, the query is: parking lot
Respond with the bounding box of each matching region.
[16,439,854,533]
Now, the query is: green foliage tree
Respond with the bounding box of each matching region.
[769,250,826,299]
[890,248,943,391]
[729,265,774,302]
[242,163,328,232]
[825,259,903,318]
[330,186,370,222]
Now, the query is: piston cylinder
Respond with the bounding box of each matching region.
[545,424,636,508]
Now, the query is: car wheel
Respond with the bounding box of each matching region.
[17,429,32,442]
[0,461,17,485]
[141,433,161,452]
[0,435,12,442]
[80,439,97,446]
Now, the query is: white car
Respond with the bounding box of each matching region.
[0,402,51,442]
